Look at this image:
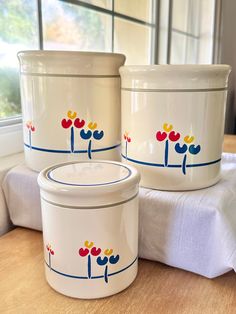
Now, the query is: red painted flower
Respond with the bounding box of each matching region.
[61,118,72,129]
[74,118,85,129]
[79,248,89,257]
[61,111,86,130]
[156,124,180,142]
[91,247,101,256]
[46,244,54,255]
[156,131,167,141]
[168,131,180,142]
[124,132,131,143]
[78,241,101,257]
[26,121,35,132]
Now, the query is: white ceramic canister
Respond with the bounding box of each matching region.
[120,65,231,191]
[18,51,125,172]
[37,160,140,299]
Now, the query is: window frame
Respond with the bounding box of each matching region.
[0,0,221,156]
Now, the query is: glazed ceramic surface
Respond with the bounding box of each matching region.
[18,51,125,172]
[38,160,140,299]
[120,65,231,191]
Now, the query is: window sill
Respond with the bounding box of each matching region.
[0,123,23,157]
[0,151,24,236]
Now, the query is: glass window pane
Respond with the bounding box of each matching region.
[172,0,200,37]
[80,0,112,10]
[171,0,215,64]
[170,32,187,64]
[114,18,152,64]
[197,0,215,63]
[172,0,189,33]
[185,37,198,63]
[170,32,198,64]
[114,0,154,23]
[42,0,112,52]
[0,0,38,119]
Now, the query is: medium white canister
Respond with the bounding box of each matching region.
[120,65,231,191]
[18,51,125,172]
[37,160,140,299]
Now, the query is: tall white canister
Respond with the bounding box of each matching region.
[18,51,125,171]
[38,160,140,299]
[120,65,231,191]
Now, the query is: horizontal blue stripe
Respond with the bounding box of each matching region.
[121,154,221,168]
[24,143,120,154]
[45,256,137,280]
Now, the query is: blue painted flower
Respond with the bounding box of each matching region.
[93,130,104,140]
[189,144,201,155]
[80,129,92,140]
[175,135,201,175]
[96,249,120,283]
[80,122,104,159]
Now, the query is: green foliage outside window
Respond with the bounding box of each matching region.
[0,0,38,119]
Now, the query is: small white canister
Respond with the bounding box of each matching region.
[18,51,125,172]
[120,65,231,191]
[37,160,140,299]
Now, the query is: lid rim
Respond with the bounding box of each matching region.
[37,160,140,208]
[46,161,132,187]
[119,64,231,90]
[17,50,126,59]
[40,192,138,210]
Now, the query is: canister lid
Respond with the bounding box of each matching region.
[18,50,125,76]
[119,65,231,90]
[38,161,140,208]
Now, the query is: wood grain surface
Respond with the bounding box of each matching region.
[0,135,236,314]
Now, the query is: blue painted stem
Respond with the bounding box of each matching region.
[70,127,74,153]
[88,140,92,159]
[104,265,108,283]
[164,140,169,167]
[29,130,31,149]
[182,154,187,175]
[125,141,128,160]
[49,252,51,270]
[88,254,91,278]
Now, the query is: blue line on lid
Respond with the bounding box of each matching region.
[47,161,132,187]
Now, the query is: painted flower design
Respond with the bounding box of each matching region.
[123,131,131,160]
[175,135,201,174]
[96,248,120,283]
[78,241,101,279]
[80,122,104,159]
[46,244,54,270]
[26,121,35,149]
[156,123,180,167]
[61,110,85,153]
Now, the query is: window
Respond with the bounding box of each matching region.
[0,0,217,124]
[0,0,38,121]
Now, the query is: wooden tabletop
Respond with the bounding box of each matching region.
[1,135,236,314]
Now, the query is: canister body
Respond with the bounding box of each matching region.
[18,51,125,171]
[41,197,138,299]
[120,65,231,191]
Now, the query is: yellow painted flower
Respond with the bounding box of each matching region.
[67,110,77,119]
[104,248,113,256]
[163,123,173,132]
[184,135,195,144]
[88,122,97,130]
[84,241,94,249]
